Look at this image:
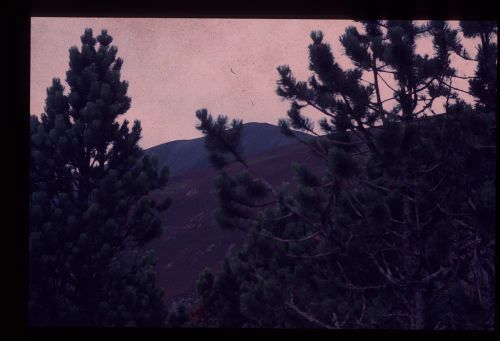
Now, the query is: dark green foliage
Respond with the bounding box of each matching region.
[194,262,247,327]
[328,147,358,178]
[292,163,320,187]
[195,109,245,169]
[167,303,191,327]
[192,21,496,330]
[29,29,169,326]
[459,21,497,112]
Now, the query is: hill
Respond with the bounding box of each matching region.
[147,136,324,302]
[145,122,314,176]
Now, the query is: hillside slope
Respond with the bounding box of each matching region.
[147,137,324,301]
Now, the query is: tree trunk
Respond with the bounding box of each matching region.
[413,287,426,329]
[402,197,426,329]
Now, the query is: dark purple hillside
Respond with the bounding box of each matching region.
[147,137,324,301]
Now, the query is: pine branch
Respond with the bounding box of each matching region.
[368,253,405,286]
[360,180,415,202]
[222,152,341,243]
[358,293,366,325]
[372,58,388,123]
[452,46,477,62]
[231,195,278,208]
[285,293,337,329]
[437,79,473,95]
[380,238,420,257]
[339,93,383,159]
[452,74,478,80]
[286,250,343,259]
[420,266,450,284]
[260,230,320,243]
[285,128,328,160]
[334,260,386,291]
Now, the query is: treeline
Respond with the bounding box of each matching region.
[29,21,496,329]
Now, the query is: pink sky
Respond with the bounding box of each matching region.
[30,18,477,149]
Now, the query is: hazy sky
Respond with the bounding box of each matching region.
[31,18,476,149]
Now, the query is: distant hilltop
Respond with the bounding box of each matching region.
[145,122,314,176]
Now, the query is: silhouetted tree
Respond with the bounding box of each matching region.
[29,29,170,326]
[458,21,497,112]
[194,21,496,329]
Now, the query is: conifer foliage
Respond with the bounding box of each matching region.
[29,29,170,326]
[194,21,496,329]
[459,21,497,112]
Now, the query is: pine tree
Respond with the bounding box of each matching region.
[458,21,497,112]
[29,29,170,326]
[194,21,496,329]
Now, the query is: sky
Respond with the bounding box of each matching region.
[30,18,477,149]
